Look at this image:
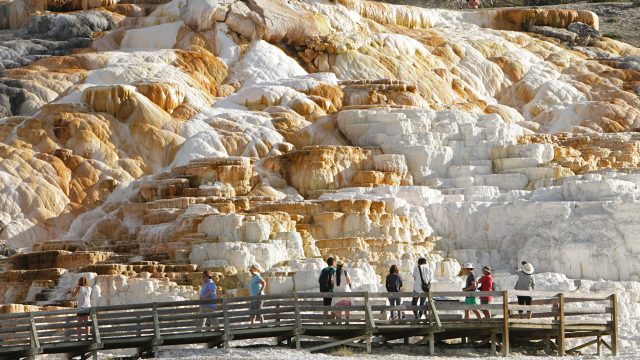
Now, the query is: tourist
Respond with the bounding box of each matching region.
[461,263,481,319]
[319,256,336,319]
[198,270,219,330]
[515,262,536,319]
[71,276,91,338]
[478,265,494,319]
[331,260,353,322]
[467,0,480,9]
[385,265,404,320]
[411,257,432,319]
[249,264,266,324]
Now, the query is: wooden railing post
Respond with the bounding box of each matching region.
[222,298,232,348]
[558,293,565,357]
[611,293,618,356]
[427,291,433,326]
[152,303,161,356]
[502,291,509,357]
[28,312,40,359]
[364,292,374,353]
[90,308,101,344]
[293,293,302,350]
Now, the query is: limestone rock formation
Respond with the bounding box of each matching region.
[1,0,640,351]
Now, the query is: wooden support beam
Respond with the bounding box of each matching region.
[545,337,551,355]
[206,336,225,348]
[307,334,369,353]
[597,335,602,356]
[502,291,509,357]
[566,338,597,354]
[491,332,497,354]
[65,343,101,360]
[610,294,618,356]
[558,293,565,357]
[428,332,435,355]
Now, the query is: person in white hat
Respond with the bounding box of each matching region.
[514,262,536,319]
[461,263,481,320]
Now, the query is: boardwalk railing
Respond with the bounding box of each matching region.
[0,291,617,359]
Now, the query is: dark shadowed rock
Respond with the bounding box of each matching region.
[567,21,601,45]
[25,11,113,40]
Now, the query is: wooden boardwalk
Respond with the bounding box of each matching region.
[0,291,618,359]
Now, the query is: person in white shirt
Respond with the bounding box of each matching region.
[411,257,433,319]
[71,276,92,338]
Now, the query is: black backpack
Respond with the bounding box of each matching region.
[319,267,334,292]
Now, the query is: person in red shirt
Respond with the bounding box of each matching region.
[478,266,493,319]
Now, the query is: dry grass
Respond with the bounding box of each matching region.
[328,346,358,356]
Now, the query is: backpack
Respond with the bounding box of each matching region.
[318,267,334,292]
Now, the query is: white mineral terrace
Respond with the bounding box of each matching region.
[0,0,639,356]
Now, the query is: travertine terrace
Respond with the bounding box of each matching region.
[1,0,640,351]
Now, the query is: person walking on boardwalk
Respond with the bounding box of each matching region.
[412,257,433,320]
[478,265,494,319]
[198,270,219,330]
[461,263,481,319]
[331,260,353,322]
[71,276,92,338]
[319,256,336,319]
[515,262,536,319]
[386,265,404,320]
[249,264,266,324]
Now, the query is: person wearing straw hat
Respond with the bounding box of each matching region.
[515,262,536,319]
[249,264,266,324]
[198,270,220,330]
[461,263,481,320]
[477,265,494,319]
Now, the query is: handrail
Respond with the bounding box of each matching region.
[0,291,616,322]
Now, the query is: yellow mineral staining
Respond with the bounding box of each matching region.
[267,146,410,198]
[173,49,227,97]
[521,132,640,174]
[248,0,331,45]
[488,8,598,31]
[134,82,186,115]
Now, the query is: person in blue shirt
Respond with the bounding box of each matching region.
[249,265,266,324]
[199,270,219,329]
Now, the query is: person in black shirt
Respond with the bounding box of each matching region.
[385,265,404,319]
[319,256,336,320]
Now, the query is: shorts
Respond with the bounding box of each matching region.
[250,300,263,311]
[517,296,532,305]
[323,297,332,306]
[480,299,490,305]
[77,308,90,316]
[464,297,476,305]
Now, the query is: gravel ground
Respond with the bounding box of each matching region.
[384,1,640,48]
[549,2,640,47]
